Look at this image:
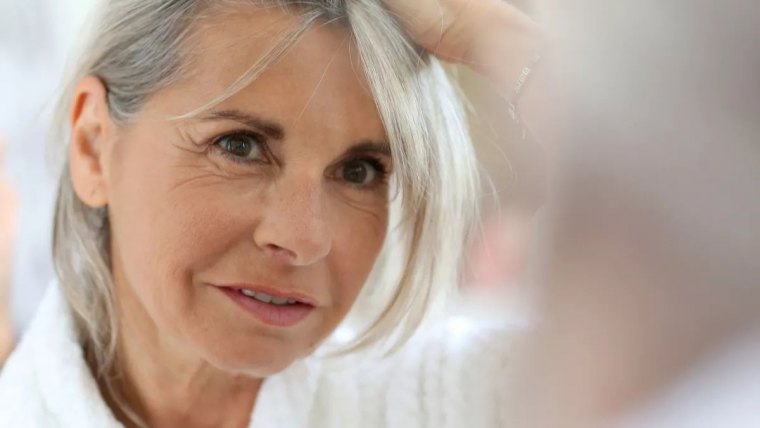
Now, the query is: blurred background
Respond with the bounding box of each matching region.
[0,0,98,344]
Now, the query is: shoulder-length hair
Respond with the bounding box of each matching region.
[51,0,479,422]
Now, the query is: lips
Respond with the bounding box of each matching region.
[238,288,300,305]
[225,284,319,306]
[215,284,317,327]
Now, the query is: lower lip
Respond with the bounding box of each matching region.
[218,287,314,327]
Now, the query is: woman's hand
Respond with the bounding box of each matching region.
[383,0,545,91]
[385,0,557,151]
[0,136,17,363]
[385,0,557,204]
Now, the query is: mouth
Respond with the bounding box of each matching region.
[234,287,315,306]
[215,285,316,328]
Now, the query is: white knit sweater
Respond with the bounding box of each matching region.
[0,285,513,427]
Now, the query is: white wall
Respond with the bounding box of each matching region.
[0,0,97,332]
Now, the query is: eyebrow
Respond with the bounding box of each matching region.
[199,109,286,140]
[200,108,391,157]
[345,140,392,158]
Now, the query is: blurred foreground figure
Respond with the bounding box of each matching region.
[509,0,760,426]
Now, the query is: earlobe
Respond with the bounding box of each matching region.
[69,76,113,208]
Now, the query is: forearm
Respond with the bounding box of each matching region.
[461,1,554,145]
[383,0,553,142]
[463,2,543,88]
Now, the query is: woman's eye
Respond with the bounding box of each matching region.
[214,133,265,162]
[339,159,384,186]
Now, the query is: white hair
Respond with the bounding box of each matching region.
[52,0,479,423]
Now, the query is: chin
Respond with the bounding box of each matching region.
[198,336,303,377]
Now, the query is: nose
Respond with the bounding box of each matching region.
[253,176,332,266]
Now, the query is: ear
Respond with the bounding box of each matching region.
[69,76,114,208]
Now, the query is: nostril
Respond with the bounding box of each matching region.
[263,243,297,262]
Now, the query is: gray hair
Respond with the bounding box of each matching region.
[52,0,479,420]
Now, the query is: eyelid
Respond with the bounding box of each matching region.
[210,130,274,165]
[339,155,388,174]
[334,155,390,189]
[213,129,266,146]
[350,151,391,169]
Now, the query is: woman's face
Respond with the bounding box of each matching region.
[100,9,389,374]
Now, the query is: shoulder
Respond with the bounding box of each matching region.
[388,318,519,426]
[0,305,59,426]
[0,284,121,427]
[301,318,521,428]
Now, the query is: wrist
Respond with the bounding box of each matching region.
[463,1,545,91]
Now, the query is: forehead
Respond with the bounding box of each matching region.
[166,5,385,141]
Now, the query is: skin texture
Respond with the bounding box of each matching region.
[69,7,389,427]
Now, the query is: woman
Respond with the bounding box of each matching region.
[0,0,543,426]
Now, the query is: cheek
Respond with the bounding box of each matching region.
[326,201,388,311]
[108,134,253,316]
[130,187,253,282]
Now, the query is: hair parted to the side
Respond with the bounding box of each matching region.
[52,0,479,421]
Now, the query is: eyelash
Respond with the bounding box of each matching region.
[208,130,391,189]
[342,157,389,189]
[209,130,269,166]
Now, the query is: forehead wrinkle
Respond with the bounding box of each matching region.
[181,7,296,79]
[292,34,351,127]
[168,6,317,122]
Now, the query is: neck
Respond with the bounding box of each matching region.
[104,276,261,428]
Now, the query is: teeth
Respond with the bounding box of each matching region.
[253,292,273,304]
[271,296,289,305]
[238,289,295,305]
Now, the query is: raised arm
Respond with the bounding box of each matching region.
[383,0,549,136]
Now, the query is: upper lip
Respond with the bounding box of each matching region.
[215,283,319,306]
